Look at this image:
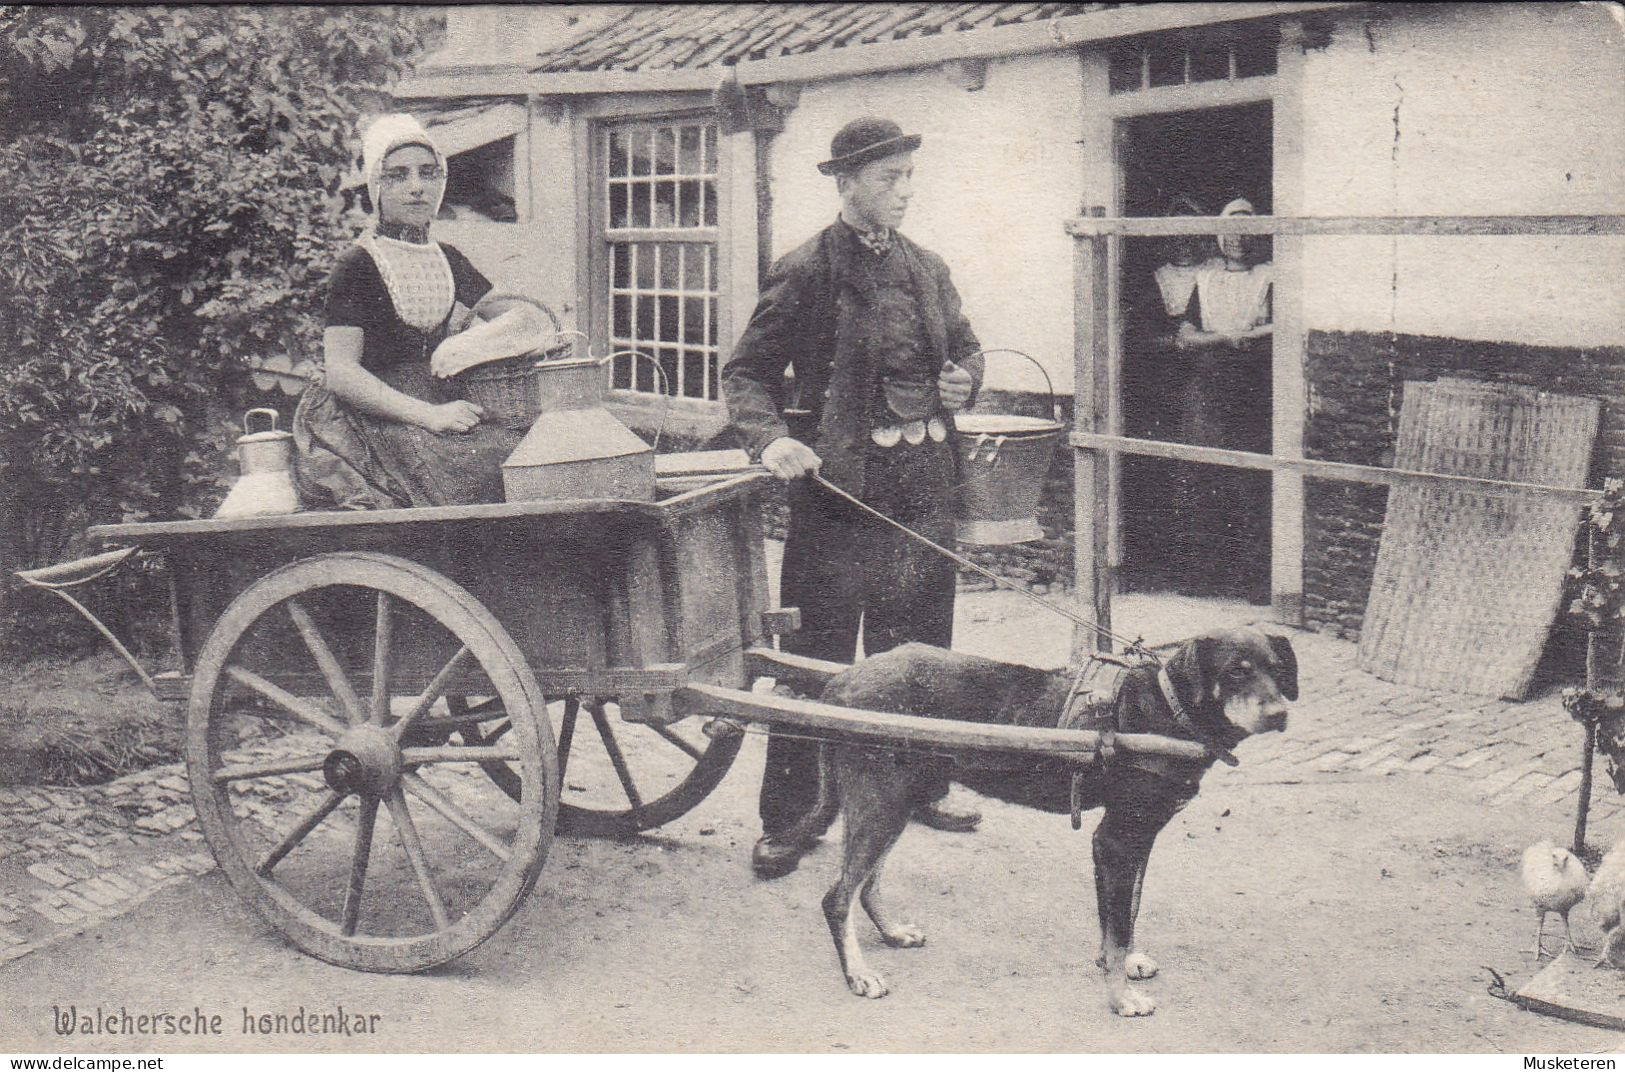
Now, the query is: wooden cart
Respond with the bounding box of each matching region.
[37,471,1204,974]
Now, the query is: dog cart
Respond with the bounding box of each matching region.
[23,470,1208,974]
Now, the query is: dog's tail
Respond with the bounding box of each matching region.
[779,743,841,847]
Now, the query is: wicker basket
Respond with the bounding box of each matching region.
[449,294,571,430]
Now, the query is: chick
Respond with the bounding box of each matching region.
[1587,839,1625,968]
[1521,840,1589,958]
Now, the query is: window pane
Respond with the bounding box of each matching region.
[682,349,707,399]
[683,296,705,343]
[703,180,717,226]
[611,243,629,289]
[637,296,655,339]
[660,347,680,397]
[702,125,716,173]
[608,129,629,178]
[658,296,681,343]
[679,126,702,174]
[1148,43,1185,87]
[653,180,677,227]
[1108,43,1143,93]
[706,352,719,401]
[660,243,681,290]
[655,127,676,175]
[631,182,651,229]
[1234,32,1276,77]
[707,297,717,345]
[609,183,629,228]
[683,243,706,290]
[632,129,652,177]
[613,294,631,337]
[1189,38,1229,82]
[678,180,702,228]
[611,352,633,389]
[634,243,654,289]
[708,246,717,290]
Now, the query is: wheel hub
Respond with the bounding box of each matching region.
[323,724,402,796]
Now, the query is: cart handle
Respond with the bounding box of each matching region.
[14,547,158,694]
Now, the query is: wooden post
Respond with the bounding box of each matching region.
[1072,214,1113,658]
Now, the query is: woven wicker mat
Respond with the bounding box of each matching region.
[1357,378,1599,699]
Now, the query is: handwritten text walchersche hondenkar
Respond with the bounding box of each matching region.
[52,1005,384,1037]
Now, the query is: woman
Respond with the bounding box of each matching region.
[1171,196,1274,601]
[294,114,523,509]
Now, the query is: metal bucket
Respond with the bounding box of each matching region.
[954,350,1063,545]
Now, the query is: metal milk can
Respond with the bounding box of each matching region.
[214,408,301,519]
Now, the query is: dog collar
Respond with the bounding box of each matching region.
[1156,665,1240,767]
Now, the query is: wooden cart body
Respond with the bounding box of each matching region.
[91,473,775,715]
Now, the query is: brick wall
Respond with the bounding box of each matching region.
[1302,329,1625,640]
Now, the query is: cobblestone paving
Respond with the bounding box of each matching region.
[0,626,1617,966]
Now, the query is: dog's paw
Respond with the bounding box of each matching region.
[881,923,926,948]
[846,969,890,999]
[1109,985,1157,1017]
[1125,952,1159,979]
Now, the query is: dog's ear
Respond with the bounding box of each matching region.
[1267,634,1299,701]
[1165,635,1217,710]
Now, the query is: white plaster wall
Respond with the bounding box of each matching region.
[769,53,1086,394]
[436,101,584,333]
[1299,3,1625,348]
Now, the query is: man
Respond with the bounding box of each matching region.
[722,117,986,879]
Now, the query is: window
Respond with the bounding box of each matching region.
[1108,25,1278,94]
[602,117,721,401]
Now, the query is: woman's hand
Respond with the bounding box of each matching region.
[760,436,822,481]
[938,360,974,412]
[421,400,484,434]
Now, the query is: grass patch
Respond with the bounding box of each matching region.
[0,652,181,786]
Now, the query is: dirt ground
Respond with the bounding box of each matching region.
[4,713,1624,1053]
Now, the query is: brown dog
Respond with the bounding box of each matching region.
[782,627,1296,1015]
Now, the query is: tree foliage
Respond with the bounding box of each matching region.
[0,5,437,654]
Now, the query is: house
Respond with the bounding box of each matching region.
[393,2,1625,640]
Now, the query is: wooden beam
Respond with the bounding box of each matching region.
[1066,215,1625,237]
[1073,224,1114,657]
[673,682,1213,761]
[396,67,724,100]
[1071,433,1601,504]
[743,646,847,695]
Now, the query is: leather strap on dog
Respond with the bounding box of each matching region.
[1156,665,1239,767]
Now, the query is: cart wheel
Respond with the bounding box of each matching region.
[457,698,742,837]
[186,552,558,973]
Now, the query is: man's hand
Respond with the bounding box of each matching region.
[760,436,822,481]
[938,360,973,412]
[422,400,484,434]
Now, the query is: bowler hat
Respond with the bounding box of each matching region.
[817,117,922,176]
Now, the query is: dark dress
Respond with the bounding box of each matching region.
[293,241,524,509]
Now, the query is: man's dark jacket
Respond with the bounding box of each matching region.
[722,220,983,497]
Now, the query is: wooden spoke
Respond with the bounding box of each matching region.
[557,700,578,775]
[211,752,329,785]
[650,723,704,762]
[588,703,643,810]
[223,665,347,737]
[370,592,394,725]
[384,789,449,931]
[392,646,472,743]
[341,795,378,937]
[402,772,511,862]
[255,791,346,876]
[286,598,365,725]
[401,744,521,765]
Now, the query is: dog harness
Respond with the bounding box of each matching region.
[1057,652,1232,830]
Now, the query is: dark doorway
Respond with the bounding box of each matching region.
[1117,101,1274,603]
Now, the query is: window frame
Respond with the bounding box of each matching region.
[586,104,730,414]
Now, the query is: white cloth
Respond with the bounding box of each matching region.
[1155,257,1221,317]
[431,298,556,378]
[1193,262,1273,336]
[357,232,455,334]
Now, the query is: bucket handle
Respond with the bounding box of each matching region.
[243,407,281,436]
[963,348,1059,422]
[471,291,564,335]
[599,349,672,452]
